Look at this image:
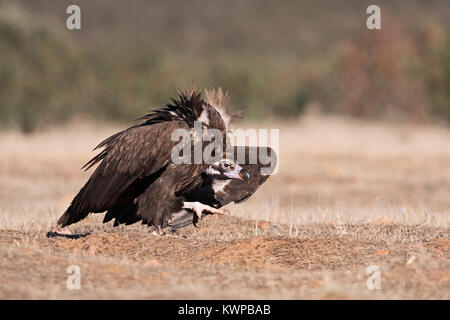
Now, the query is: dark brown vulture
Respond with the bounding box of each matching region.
[50,88,275,236]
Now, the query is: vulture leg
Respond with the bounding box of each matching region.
[182,201,230,221]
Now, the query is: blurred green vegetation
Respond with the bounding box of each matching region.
[1,1,450,132]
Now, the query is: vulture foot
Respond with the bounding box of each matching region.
[182,201,229,226]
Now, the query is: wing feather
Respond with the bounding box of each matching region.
[57,121,189,227]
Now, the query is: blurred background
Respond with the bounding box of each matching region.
[1,0,450,132]
[0,1,449,300]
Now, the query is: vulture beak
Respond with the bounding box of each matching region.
[224,164,250,181]
[237,168,250,181]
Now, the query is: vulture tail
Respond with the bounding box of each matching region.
[56,181,93,228]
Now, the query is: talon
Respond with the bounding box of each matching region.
[192,213,200,227]
[195,210,203,221]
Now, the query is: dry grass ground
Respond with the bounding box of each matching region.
[0,115,449,299]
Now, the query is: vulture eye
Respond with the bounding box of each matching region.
[221,162,230,170]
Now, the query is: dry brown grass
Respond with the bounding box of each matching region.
[0,115,449,299]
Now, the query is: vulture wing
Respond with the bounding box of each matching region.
[57,120,190,227]
[56,88,214,229]
[55,88,235,231]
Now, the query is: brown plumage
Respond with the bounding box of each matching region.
[56,87,235,230]
[100,146,277,231]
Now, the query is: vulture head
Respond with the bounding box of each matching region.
[206,159,250,181]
